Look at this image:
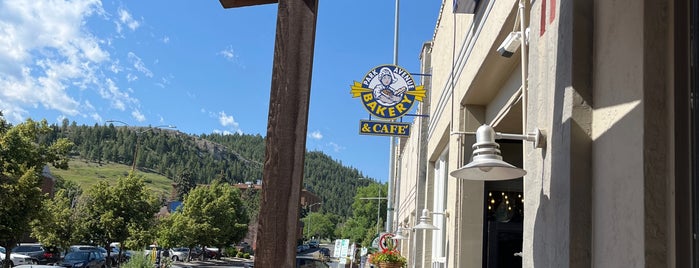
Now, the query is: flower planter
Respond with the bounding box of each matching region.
[378,262,404,268]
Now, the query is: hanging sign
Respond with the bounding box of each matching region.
[350,64,425,120]
[359,120,410,137]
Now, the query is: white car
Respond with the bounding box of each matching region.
[0,246,34,267]
[168,248,189,262]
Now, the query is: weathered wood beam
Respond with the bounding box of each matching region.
[254,0,319,267]
[218,0,277,8]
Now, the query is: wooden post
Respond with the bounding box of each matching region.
[254,0,318,267]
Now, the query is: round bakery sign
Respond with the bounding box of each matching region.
[350,64,425,120]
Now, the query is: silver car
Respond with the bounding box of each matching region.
[168,248,189,262]
[0,246,33,266]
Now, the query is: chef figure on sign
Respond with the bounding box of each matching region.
[372,67,407,106]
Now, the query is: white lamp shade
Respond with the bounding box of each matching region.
[412,209,439,230]
[450,159,526,181]
[451,124,527,181]
[392,230,409,240]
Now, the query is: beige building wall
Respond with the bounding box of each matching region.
[525,0,676,267]
[397,0,686,267]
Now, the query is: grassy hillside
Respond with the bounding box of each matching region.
[50,159,174,197]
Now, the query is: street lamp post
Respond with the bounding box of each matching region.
[305,202,322,239]
[106,120,177,172]
[360,188,387,236]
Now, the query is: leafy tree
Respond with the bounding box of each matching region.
[173,181,248,258]
[77,173,160,264]
[156,212,203,261]
[172,171,196,201]
[31,189,81,254]
[339,183,387,246]
[0,117,72,268]
[303,212,335,241]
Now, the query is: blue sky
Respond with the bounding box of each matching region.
[0,0,441,182]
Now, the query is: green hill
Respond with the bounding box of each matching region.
[50,159,174,198]
[40,120,377,218]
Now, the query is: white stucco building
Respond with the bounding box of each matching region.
[392,0,697,267]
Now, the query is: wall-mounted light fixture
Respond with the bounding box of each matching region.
[412,208,450,230]
[392,225,410,240]
[450,124,545,181]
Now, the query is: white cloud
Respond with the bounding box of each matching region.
[126,73,138,82]
[90,112,102,122]
[212,111,242,134]
[328,142,344,153]
[110,60,123,73]
[310,130,323,140]
[219,46,236,61]
[213,129,236,135]
[131,109,145,122]
[0,0,144,123]
[162,36,170,44]
[98,78,137,111]
[155,75,172,88]
[116,8,140,33]
[127,52,153,78]
[218,111,238,127]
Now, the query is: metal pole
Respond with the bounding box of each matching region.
[386,0,400,235]
[377,188,382,235]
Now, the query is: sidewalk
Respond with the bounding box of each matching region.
[170,257,253,267]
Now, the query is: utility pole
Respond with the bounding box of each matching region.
[360,187,387,236]
[217,1,319,267]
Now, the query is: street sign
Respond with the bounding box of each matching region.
[333,240,342,258]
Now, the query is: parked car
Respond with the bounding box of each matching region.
[0,246,33,267]
[295,256,330,268]
[308,241,319,248]
[11,244,60,265]
[108,247,130,263]
[69,246,121,266]
[56,250,105,268]
[203,247,220,259]
[168,248,189,262]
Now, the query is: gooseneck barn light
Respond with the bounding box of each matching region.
[450,124,545,181]
[392,226,410,240]
[412,208,449,230]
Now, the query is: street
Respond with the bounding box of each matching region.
[169,244,352,268]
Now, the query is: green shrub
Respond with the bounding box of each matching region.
[120,252,152,268]
[237,252,244,258]
[223,247,237,257]
[243,253,250,259]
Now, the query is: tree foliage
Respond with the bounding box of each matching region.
[31,189,81,254]
[76,173,160,258]
[339,183,387,246]
[44,122,373,219]
[0,117,72,268]
[158,181,248,255]
[302,212,336,241]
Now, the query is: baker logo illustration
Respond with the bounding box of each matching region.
[350,64,425,120]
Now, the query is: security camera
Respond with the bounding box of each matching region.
[497,32,522,58]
